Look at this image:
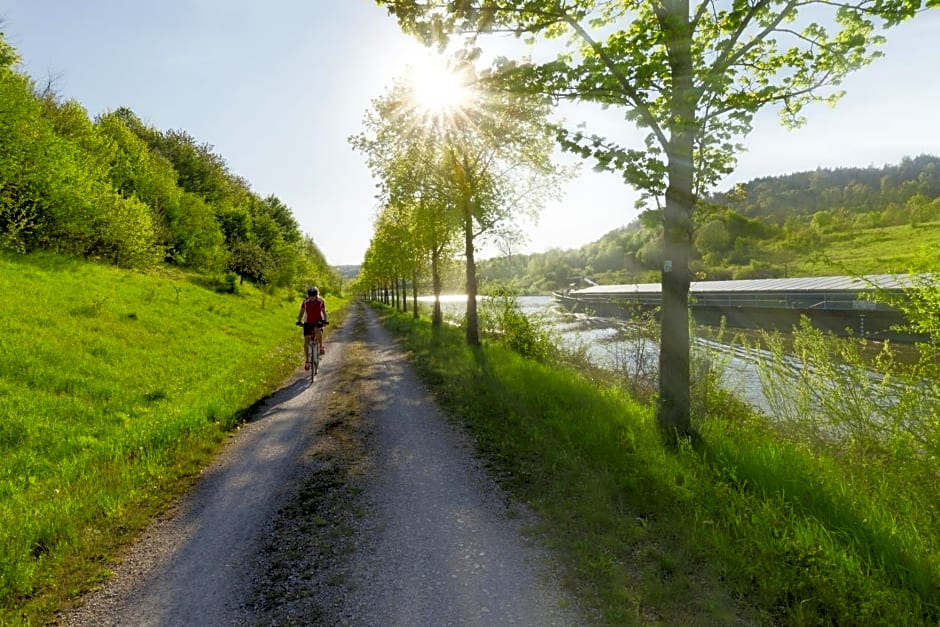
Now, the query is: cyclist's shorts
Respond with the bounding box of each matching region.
[302,322,321,336]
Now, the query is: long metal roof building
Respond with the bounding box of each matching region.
[564,274,928,312]
[572,274,919,295]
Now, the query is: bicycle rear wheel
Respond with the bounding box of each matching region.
[311,347,319,377]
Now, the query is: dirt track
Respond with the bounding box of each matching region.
[60,302,583,626]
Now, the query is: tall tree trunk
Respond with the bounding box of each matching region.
[412,269,419,318]
[431,248,443,327]
[659,0,694,439]
[463,199,480,346]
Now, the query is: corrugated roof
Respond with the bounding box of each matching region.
[571,274,927,296]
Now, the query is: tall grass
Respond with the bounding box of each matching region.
[803,221,940,276]
[0,252,330,624]
[377,303,940,625]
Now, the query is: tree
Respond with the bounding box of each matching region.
[430,58,567,345]
[352,58,567,341]
[377,0,937,438]
[351,77,461,326]
[259,194,302,244]
[0,29,20,72]
[694,218,731,257]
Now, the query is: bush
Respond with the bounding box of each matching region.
[480,287,555,362]
[217,272,240,294]
[90,192,160,268]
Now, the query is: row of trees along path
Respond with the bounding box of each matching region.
[360,0,935,440]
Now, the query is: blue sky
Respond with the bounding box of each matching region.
[2,2,937,265]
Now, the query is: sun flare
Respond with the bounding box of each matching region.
[408,55,475,117]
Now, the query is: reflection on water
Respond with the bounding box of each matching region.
[416,294,475,304]
[416,294,773,412]
[415,293,930,427]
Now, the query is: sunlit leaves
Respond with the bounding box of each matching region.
[380,0,932,202]
[0,31,18,71]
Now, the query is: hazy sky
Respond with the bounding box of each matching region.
[2,2,937,265]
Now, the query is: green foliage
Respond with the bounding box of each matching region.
[228,240,273,284]
[92,191,161,267]
[713,155,940,223]
[172,192,228,272]
[219,271,240,294]
[0,73,155,266]
[95,109,221,267]
[381,0,928,204]
[0,31,19,71]
[480,287,555,362]
[694,219,731,256]
[352,53,570,340]
[297,236,343,297]
[0,38,328,286]
[757,320,909,446]
[603,307,663,402]
[147,128,232,204]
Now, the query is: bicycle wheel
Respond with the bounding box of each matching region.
[311,346,319,377]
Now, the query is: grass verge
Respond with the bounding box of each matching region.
[0,251,346,625]
[375,303,940,626]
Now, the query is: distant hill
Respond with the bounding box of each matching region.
[334,265,360,281]
[710,154,940,223]
[479,155,940,292]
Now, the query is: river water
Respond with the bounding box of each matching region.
[415,294,772,412]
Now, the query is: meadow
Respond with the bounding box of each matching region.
[797,221,940,276]
[0,252,333,624]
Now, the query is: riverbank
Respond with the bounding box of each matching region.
[378,302,940,624]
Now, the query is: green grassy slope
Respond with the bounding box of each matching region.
[0,252,321,624]
[801,222,940,276]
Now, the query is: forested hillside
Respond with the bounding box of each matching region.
[480,155,940,292]
[713,154,940,221]
[0,32,340,293]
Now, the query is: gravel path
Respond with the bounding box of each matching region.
[334,304,580,626]
[59,342,334,626]
[60,302,583,626]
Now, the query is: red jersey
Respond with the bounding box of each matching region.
[300,296,326,323]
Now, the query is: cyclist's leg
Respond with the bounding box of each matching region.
[315,326,325,354]
[303,332,312,366]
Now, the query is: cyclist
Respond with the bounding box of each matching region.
[297,286,328,370]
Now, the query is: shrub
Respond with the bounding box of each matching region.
[218,272,240,294]
[480,287,555,362]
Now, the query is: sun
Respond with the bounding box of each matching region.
[407,54,475,118]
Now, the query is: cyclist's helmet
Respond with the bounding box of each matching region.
[307,286,319,296]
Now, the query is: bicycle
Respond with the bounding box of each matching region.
[300,320,328,381]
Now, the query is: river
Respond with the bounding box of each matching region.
[415,294,772,412]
